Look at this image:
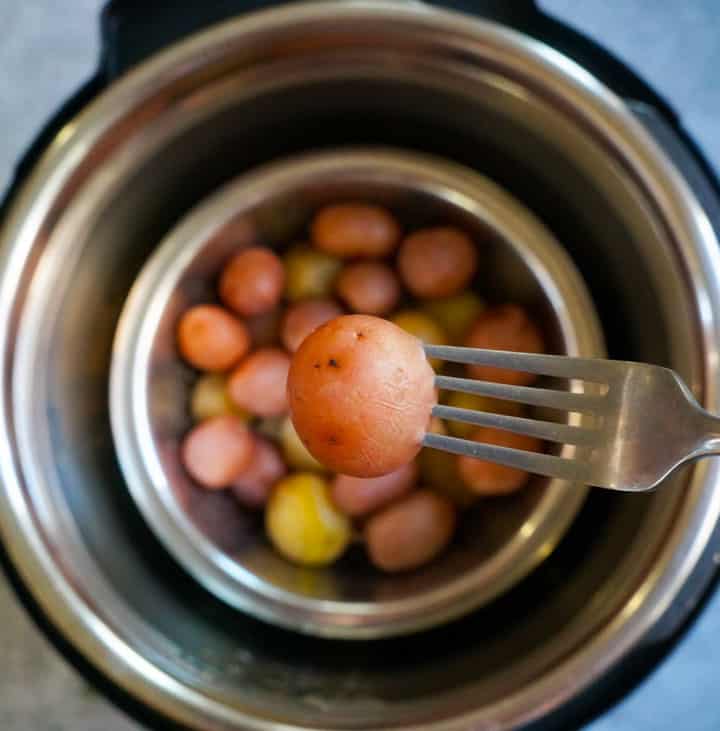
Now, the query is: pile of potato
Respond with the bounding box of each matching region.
[176,202,545,572]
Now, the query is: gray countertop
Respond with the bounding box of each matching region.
[1,2,719,729]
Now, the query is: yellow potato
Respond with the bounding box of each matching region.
[190,373,248,423]
[280,416,326,472]
[284,245,342,301]
[421,291,485,343]
[266,473,351,566]
[391,310,448,370]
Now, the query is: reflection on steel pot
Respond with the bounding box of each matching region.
[1,2,720,730]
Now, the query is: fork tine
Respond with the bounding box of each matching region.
[422,432,591,482]
[424,344,611,383]
[435,375,603,413]
[431,404,596,445]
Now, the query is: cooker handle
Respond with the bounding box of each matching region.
[99,0,540,78]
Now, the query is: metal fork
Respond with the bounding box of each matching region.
[423,344,720,492]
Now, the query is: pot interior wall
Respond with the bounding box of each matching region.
[36,66,697,726]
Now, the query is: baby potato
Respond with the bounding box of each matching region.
[227,348,290,417]
[331,461,418,518]
[391,309,448,370]
[365,489,456,572]
[177,304,250,372]
[280,416,326,472]
[281,299,343,353]
[458,426,542,495]
[421,291,485,343]
[444,391,524,439]
[311,203,401,258]
[245,306,283,347]
[398,226,478,299]
[219,247,285,316]
[231,436,287,508]
[464,304,545,385]
[266,473,351,566]
[190,373,248,423]
[284,245,342,301]
[335,261,401,316]
[181,416,254,489]
[288,315,437,478]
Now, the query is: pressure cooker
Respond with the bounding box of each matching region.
[2,2,720,730]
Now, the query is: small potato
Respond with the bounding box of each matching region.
[284,245,342,301]
[181,416,254,489]
[391,310,448,370]
[335,261,401,316]
[365,489,456,572]
[398,227,478,299]
[331,461,418,518]
[227,348,290,417]
[219,247,285,316]
[177,305,250,372]
[281,299,343,353]
[245,306,283,347]
[444,391,524,439]
[231,436,287,508]
[422,291,485,343]
[190,373,248,423]
[288,315,437,478]
[464,304,545,386]
[280,416,326,472]
[266,473,351,566]
[458,427,542,495]
[311,203,401,258]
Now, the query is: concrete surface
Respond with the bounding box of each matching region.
[1,1,719,729]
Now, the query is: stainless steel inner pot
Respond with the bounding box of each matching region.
[2,2,720,730]
[110,147,602,639]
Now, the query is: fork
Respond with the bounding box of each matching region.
[422,344,720,492]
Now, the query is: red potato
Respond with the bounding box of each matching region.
[458,426,542,495]
[177,305,250,372]
[281,299,343,353]
[331,461,418,517]
[464,304,545,386]
[335,261,401,316]
[245,306,283,347]
[288,315,437,477]
[228,348,291,417]
[231,436,287,508]
[311,203,401,258]
[365,489,456,572]
[398,226,478,299]
[219,247,285,317]
[181,416,254,489]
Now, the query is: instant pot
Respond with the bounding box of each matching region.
[2,1,720,730]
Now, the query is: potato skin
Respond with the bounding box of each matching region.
[311,203,401,258]
[228,348,291,417]
[331,461,418,517]
[458,426,542,495]
[398,226,477,299]
[181,416,254,489]
[365,489,456,572]
[219,247,285,316]
[287,315,437,477]
[335,261,401,316]
[231,436,287,508]
[281,299,343,353]
[464,304,545,386]
[177,305,250,372]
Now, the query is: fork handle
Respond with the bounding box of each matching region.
[691,409,720,458]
